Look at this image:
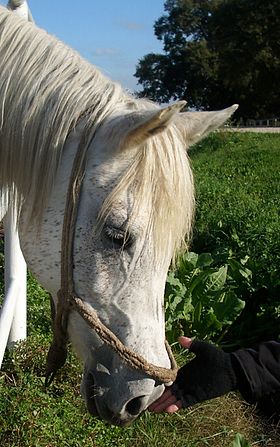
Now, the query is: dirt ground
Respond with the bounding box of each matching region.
[229,127,280,133]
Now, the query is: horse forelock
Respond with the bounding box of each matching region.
[97,122,195,265]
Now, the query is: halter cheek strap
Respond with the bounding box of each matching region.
[45,127,178,387]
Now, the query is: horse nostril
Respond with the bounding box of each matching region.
[125,395,146,416]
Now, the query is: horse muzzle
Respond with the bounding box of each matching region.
[82,370,164,426]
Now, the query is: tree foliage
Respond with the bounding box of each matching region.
[135,0,280,120]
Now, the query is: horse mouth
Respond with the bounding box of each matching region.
[83,372,136,426]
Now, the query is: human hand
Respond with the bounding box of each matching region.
[149,336,192,413]
[148,387,182,413]
[149,336,237,413]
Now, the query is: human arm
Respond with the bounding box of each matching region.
[149,337,280,413]
[232,340,280,403]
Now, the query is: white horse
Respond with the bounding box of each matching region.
[0,4,238,426]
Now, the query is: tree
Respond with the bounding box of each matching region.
[135,0,280,120]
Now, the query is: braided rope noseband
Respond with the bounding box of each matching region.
[45,126,178,387]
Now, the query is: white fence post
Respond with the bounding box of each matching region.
[0,2,31,368]
[0,210,27,368]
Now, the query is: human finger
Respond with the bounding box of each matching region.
[165,400,183,413]
[148,389,174,411]
[179,336,193,349]
[149,391,179,413]
[150,396,182,413]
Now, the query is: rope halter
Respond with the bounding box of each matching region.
[45,126,178,387]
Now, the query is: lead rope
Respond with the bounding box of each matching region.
[45,127,178,386]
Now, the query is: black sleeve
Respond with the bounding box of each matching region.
[231,340,280,403]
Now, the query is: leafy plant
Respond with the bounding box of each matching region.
[231,433,251,447]
[189,132,280,346]
[165,250,251,343]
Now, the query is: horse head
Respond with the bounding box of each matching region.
[19,100,237,425]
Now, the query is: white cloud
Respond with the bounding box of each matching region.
[91,48,121,57]
[118,21,145,31]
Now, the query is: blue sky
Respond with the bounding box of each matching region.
[0,0,166,91]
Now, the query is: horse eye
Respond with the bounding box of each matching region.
[103,226,132,249]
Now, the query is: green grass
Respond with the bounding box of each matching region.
[1,331,278,447]
[190,132,280,278]
[1,132,280,446]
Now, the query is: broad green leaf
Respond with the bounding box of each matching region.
[183,298,194,316]
[193,301,202,324]
[204,265,228,292]
[197,310,223,337]
[166,273,187,295]
[183,251,198,267]
[228,259,252,282]
[212,291,245,324]
[228,259,242,272]
[238,267,252,281]
[197,252,213,268]
[168,295,183,312]
[188,270,209,295]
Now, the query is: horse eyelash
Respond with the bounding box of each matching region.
[104,226,125,240]
[104,225,132,249]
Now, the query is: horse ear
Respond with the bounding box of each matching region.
[7,0,34,22]
[125,101,186,147]
[177,104,239,147]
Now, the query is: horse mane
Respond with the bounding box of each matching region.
[0,6,124,219]
[0,6,194,263]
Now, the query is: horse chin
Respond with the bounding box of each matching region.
[82,372,136,426]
